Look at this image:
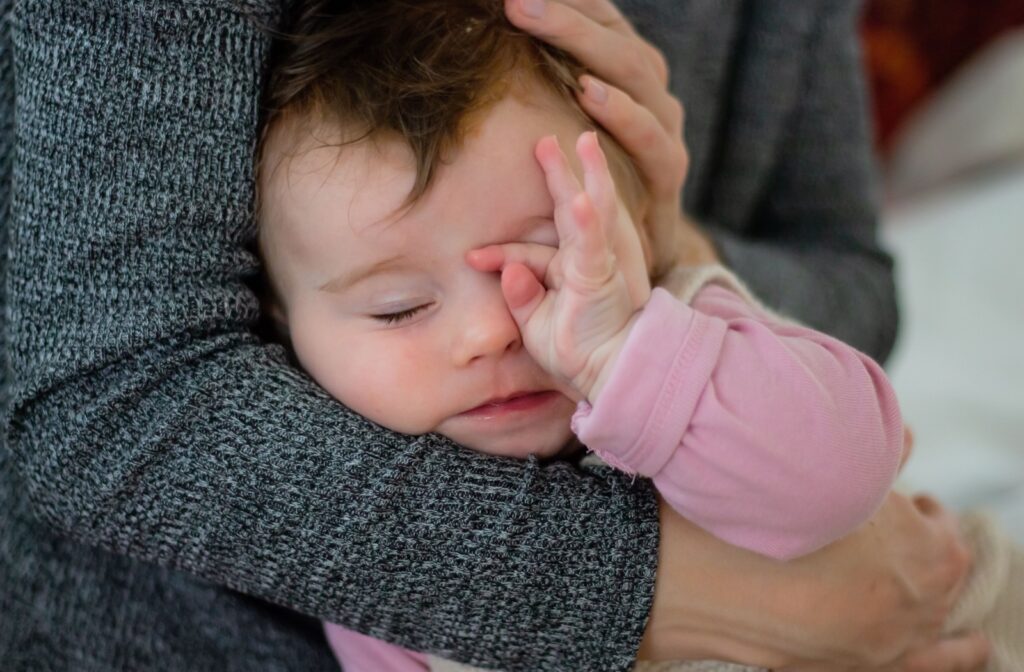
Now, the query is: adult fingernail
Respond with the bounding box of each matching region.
[582,76,608,104]
[520,0,545,19]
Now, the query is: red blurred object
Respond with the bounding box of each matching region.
[861,0,1024,154]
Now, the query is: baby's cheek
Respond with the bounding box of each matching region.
[353,349,437,431]
[308,336,444,435]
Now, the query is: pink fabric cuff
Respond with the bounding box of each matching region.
[571,287,726,476]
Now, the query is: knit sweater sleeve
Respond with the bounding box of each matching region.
[707,0,898,363]
[3,2,657,670]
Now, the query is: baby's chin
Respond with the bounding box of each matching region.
[429,391,580,461]
[441,422,577,461]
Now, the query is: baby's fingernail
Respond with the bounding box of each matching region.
[582,76,608,104]
[520,0,545,19]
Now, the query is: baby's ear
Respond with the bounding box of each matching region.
[265,300,292,344]
[252,280,292,347]
[265,299,287,326]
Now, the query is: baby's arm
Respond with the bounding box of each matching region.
[573,277,904,560]
[474,133,901,560]
[323,622,430,672]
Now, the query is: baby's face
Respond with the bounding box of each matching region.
[260,93,619,458]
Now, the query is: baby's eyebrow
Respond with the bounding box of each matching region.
[319,254,407,294]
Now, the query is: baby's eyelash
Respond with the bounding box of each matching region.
[371,304,431,325]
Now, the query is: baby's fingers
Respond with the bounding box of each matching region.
[535,135,612,283]
[566,191,614,287]
[577,74,687,200]
[535,135,584,242]
[500,262,546,325]
[576,131,617,221]
[466,242,558,285]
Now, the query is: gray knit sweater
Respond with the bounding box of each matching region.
[0,1,894,671]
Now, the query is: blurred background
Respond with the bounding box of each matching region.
[861,0,1024,542]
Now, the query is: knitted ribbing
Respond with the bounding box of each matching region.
[0,1,658,670]
[1,1,897,670]
[432,513,1024,672]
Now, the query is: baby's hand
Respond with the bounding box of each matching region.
[466,132,651,402]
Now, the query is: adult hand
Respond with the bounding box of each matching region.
[641,492,988,671]
[900,424,915,472]
[505,0,718,277]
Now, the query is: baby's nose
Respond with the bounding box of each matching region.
[452,290,522,366]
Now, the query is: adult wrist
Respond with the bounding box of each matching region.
[638,496,798,667]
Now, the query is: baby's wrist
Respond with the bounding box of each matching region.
[578,310,643,404]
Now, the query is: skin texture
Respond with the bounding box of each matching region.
[466,131,651,403]
[506,2,987,669]
[261,1,988,667]
[259,91,640,459]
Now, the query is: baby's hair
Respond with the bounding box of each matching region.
[252,0,651,345]
[257,0,645,217]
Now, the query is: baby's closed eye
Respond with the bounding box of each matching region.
[370,302,434,325]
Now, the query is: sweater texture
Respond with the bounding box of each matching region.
[325,273,906,671]
[0,1,893,670]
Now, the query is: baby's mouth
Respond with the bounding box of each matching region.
[460,390,561,416]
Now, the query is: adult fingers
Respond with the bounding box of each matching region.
[547,0,672,88]
[898,425,915,473]
[540,0,672,87]
[543,0,632,35]
[505,0,675,127]
[912,494,974,606]
[900,632,990,672]
[577,75,687,199]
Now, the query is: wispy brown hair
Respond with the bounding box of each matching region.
[257,0,645,216]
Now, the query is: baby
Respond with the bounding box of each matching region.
[254,1,1021,671]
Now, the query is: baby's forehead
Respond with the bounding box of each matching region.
[265,83,583,179]
[262,123,412,226]
[263,90,584,214]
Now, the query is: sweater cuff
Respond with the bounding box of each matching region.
[571,287,727,477]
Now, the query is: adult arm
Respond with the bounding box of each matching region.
[4,2,987,670]
[704,0,898,362]
[4,2,657,669]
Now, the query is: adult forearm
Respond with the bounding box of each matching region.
[6,1,658,669]
[8,338,659,669]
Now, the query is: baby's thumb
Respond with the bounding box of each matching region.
[501,262,545,329]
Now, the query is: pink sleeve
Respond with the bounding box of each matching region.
[323,621,430,672]
[571,286,903,560]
